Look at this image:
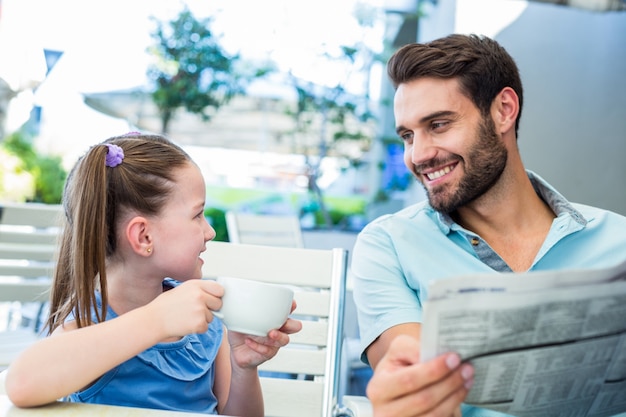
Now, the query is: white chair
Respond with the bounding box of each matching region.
[0,202,63,245]
[227,212,372,404]
[225,211,304,247]
[0,202,61,369]
[201,241,371,417]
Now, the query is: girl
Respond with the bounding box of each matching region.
[5,133,301,416]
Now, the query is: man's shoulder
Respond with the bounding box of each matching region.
[357,200,441,243]
[571,202,626,223]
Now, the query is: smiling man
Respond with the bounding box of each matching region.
[351,33,626,417]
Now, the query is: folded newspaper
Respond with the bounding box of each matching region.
[420,259,626,417]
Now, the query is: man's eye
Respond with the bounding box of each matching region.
[400,132,413,143]
[432,121,448,130]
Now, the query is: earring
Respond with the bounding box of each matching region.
[147,248,152,253]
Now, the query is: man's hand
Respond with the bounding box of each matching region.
[366,334,473,417]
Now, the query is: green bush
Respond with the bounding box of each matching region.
[1,132,67,204]
[204,207,229,242]
[313,208,352,229]
[30,154,66,203]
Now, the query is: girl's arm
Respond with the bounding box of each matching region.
[6,279,223,407]
[214,334,264,417]
[6,305,166,407]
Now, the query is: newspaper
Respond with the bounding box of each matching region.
[420,259,626,417]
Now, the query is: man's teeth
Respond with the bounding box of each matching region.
[427,166,452,180]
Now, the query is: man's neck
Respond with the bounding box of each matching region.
[452,171,556,272]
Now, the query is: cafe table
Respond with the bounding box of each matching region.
[0,395,228,417]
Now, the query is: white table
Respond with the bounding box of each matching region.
[0,395,224,417]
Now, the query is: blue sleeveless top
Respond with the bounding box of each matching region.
[66,280,224,414]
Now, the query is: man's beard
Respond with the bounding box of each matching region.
[424,115,508,213]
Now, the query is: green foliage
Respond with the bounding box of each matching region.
[373,189,390,203]
[313,208,347,228]
[204,207,229,242]
[277,5,383,226]
[3,132,36,161]
[147,6,246,134]
[31,156,67,204]
[314,193,366,228]
[286,79,375,157]
[1,132,67,204]
[281,3,383,160]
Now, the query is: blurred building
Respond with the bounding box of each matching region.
[0,0,47,140]
[380,0,626,215]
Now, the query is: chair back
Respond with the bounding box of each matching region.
[0,203,61,368]
[0,202,63,244]
[225,211,304,248]
[0,203,62,303]
[201,241,347,417]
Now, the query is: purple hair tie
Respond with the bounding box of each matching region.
[105,144,124,168]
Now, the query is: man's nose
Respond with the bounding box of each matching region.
[410,133,437,165]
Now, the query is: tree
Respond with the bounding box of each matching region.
[287,75,375,227]
[146,6,251,135]
[285,3,383,228]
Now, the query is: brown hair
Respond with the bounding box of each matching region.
[46,133,192,334]
[387,34,524,136]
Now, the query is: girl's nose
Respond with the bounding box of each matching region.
[204,218,217,241]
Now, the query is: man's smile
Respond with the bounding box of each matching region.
[422,162,458,182]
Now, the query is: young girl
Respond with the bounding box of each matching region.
[5,133,301,416]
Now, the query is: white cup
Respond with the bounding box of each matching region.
[214,277,294,336]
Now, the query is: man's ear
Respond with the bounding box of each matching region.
[492,86,519,135]
[126,216,152,256]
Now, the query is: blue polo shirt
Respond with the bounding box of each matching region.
[351,171,626,417]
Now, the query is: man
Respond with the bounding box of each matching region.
[351,33,626,417]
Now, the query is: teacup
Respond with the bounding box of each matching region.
[214,277,294,336]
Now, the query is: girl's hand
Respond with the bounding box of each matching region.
[227,300,302,368]
[150,279,224,338]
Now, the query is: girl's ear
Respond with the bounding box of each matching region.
[492,86,519,135]
[126,216,153,256]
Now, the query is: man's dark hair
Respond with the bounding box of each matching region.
[387,34,524,136]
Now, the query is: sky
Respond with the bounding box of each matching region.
[1,0,385,167]
[8,0,385,92]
